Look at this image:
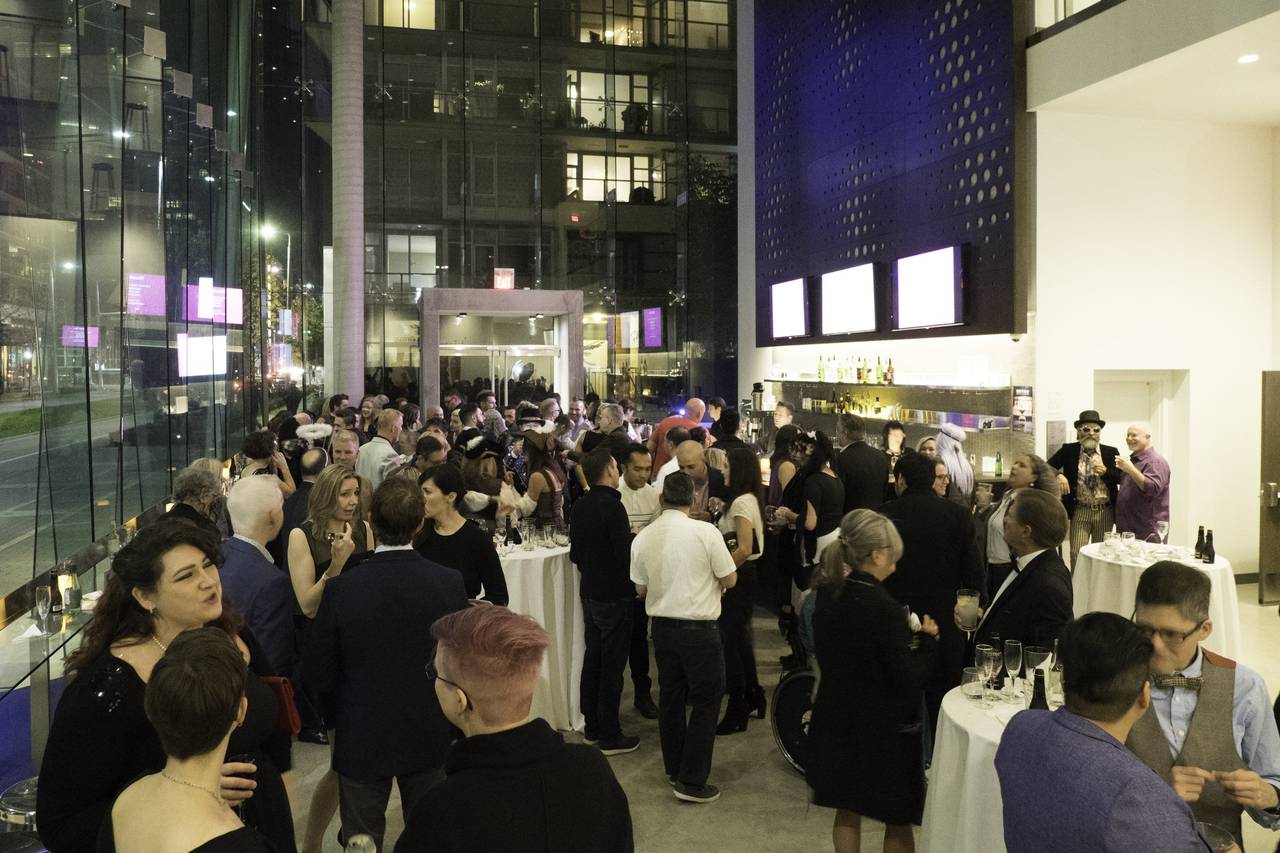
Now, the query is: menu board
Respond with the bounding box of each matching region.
[820,263,876,335]
[894,246,962,330]
[184,283,244,325]
[770,279,809,339]
[642,307,663,348]
[61,325,100,348]
[126,273,167,316]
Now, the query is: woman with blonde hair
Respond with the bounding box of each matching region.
[805,510,939,853]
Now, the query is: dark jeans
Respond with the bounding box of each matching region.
[581,596,636,739]
[628,596,652,695]
[652,617,725,788]
[718,561,760,713]
[338,768,442,852]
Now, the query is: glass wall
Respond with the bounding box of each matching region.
[282,0,739,413]
[0,0,269,594]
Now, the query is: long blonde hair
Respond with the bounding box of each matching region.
[307,464,360,532]
[810,509,904,593]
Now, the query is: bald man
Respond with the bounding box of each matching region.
[1114,422,1170,543]
[650,397,706,475]
[674,439,725,522]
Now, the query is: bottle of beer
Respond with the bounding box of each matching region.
[1202,530,1215,565]
[1194,526,1205,559]
[49,567,63,615]
[1029,668,1051,711]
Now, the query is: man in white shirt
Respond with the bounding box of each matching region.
[356,409,403,491]
[619,443,662,719]
[631,472,737,804]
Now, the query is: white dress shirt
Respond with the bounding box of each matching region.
[986,491,1015,564]
[619,479,662,531]
[630,509,736,621]
[980,548,1047,628]
[652,457,680,492]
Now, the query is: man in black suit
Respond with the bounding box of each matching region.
[967,487,1073,649]
[270,447,326,567]
[836,413,891,512]
[305,478,469,851]
[880,452,984,731]
[1047,409,1123,568]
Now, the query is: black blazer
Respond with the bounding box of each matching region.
[394,719,633,853]
[838,441,892,513]
[973,549,1073,648]
[305,548,468,781]
[879,488,985,609]
[1046,442,1123,518]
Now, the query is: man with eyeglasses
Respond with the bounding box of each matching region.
[1048,409,1123,567]
[1127,561,1280,848]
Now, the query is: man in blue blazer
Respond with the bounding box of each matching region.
[305,477,469,851]
[221,476,295,675]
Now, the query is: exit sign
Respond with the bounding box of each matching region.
[493,268,515,290]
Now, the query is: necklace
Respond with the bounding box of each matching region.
[160,771,225,805]
[150,634,167,652]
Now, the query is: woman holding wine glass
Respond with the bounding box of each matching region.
[806,509,939,853]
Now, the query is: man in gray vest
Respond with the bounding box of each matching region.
[1128,561,1280,846]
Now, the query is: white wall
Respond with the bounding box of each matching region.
[735,0,769,400]
[1035,110,1277,573]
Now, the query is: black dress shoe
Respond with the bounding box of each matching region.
[298,727,329,745]
[634,694,659,719]
[715,714,748,736]
[748,685,767,720]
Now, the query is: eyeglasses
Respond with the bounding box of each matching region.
[1079,426,1102,434]
[1131,612,1204,646]
[425,658,471,708]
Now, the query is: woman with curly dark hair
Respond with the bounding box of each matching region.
[37,519,296,853]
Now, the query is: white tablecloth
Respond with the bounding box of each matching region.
[500,545,585,732]
[920,687,1016,853]
[1072,542,1242,660]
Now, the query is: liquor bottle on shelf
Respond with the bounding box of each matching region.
[886,358,895,385]
[873,397,882,415]
[855,357,864,383]
[1194,526,1205,559]
[994,451,1003,478]
[875,356,884,384]
[817,355,825,382]
[1028,668,1050,711]
[1202,530,1215,564]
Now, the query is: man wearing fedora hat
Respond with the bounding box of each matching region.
[1048,410,1124,567]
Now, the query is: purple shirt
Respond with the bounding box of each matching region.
[996,708,1208,853]
[1115,446,1170,541]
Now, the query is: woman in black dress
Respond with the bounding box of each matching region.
[99,628,275,852]
[415,463,509,605]
[37,519,295,853]
[806,509,939,853]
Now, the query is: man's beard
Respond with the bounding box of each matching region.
[1080,437,1099,453]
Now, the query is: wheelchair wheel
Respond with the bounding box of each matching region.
[771,667,815,774]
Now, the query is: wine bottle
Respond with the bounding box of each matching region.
[1194,526,1205,559]
[504,516,521,546]
[49,568,63,615]
[63,565,82,614]
[1029,668,1050,710]
[875,356,884,384]
[1202,529,1215,565]
[855,357,864,383]
[886,358,895,385]
[995,451,1003,478]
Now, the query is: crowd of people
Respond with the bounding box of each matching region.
[31,381,1277,853]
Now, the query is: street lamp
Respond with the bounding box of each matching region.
[260,222,292,307]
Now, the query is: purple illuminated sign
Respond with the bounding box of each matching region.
[126,273,166,316]
[642,307,663,348]
[61,325,100,348]
[183,284,244,325]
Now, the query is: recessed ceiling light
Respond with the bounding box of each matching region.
[1238,54,1260,64]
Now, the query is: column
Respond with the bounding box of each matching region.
[330,0,365,397]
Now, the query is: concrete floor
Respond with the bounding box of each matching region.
[290,584,1280,852]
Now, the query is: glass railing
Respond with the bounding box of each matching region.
[1033,0,1120,32]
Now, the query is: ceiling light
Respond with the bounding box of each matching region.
[1238,54,1260,64]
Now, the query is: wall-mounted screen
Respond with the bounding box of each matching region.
[184,284,244,325]
[126,273,166,316]
[770,279,809,339]
[61,325,100,348]
[617,311,639,349]
[175,333,228,377]
[894,246,963,330]
[820,264,877,335]
[642,307,663,348]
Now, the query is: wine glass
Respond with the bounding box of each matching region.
[956,588,981,640]
[976,644,999,703]
[1155,520,1170,545]
[961,667,989,708]
[33,585,52,637]
[1024,645,1051,675]
[1004,640,1023,700]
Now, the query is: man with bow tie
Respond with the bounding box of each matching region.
[1128,561,1280,847]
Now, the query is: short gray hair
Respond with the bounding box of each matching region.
[596,403,623,430]
[227,476,283,531]
[173,466,221,504]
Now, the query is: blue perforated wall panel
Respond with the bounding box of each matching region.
[755,0,1018,344]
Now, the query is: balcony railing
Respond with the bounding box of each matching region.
[1031,0,1127,39]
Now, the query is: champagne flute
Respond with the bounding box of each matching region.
[956,588,981,640]
[34,585,52,637]
[976,644,998,703]
[1004,640,1023,700]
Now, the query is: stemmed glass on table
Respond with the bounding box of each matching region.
[976,644,1000,705]
[1155,520,1170,546]
[1004,640,1023,700]
[1024,646,1051,705]
[33,584,52,638]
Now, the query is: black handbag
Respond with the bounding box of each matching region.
[723,528,760,557]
